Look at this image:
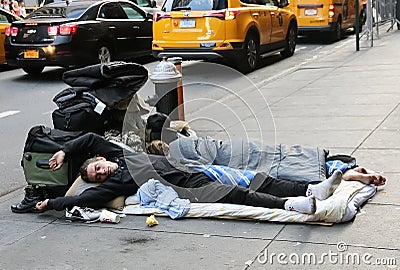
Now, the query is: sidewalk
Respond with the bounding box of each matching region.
[1,30,399,269]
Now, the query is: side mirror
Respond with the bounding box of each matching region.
[147,12,153,20]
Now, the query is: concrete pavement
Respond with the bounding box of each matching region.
[1,29,400,269]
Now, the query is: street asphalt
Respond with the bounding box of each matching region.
[1,27,399,269]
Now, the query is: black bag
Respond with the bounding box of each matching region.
[52,88,109,134]
[22,125,88,198]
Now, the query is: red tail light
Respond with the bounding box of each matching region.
[5,26,18,36]
[225,9,240,20]
[48,26,58,36]
[153,11,172,22]
[203,10,225,19]
[328,4,334,17]
[204,9,240,20]
[48,24,78,36]
[59,24,77,35]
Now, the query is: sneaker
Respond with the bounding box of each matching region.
[65,206,101,222]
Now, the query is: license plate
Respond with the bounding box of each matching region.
[200,42,216,48]
[24,50,39,59]
[304,8,317,16]
[179,19,196,28]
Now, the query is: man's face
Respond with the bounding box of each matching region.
[86,157,118,183]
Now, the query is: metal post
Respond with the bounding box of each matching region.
[356,0,360,51]
[149,58,182,121]
[367,0,374,46]
[168,57,185,121]
[376,0,380,38]
[396,0,400,29]
[154,82,179,120]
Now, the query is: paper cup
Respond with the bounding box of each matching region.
[99,210,120,223]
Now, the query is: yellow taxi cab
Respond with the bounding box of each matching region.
[0,8,21,64]
[152,0,298,72]
[288,0,364,40]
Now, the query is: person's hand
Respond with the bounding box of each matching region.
[35,199,49,211]
[49,150,65,171]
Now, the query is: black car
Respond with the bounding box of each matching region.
[40,0,159,14]
[4,0,153,74]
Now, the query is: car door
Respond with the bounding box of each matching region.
[238,0,271,45]
[119,2,152,55]
[0,10,18,64]
[250,0,273,45]
[268,0,285,43]
[0,12,9,63]
[97,2,132,59]
[343,0,357,28]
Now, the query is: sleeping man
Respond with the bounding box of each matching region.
[34,133,353,215]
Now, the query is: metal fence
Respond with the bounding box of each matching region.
[361,0,399,46]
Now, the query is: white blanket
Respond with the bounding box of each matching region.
[123,181,377,224]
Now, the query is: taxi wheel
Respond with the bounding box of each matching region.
[22,66,44,75]
[239,34,259,73]
[281,23,297,58]
[98,45,112,64]
[331,18,342,41]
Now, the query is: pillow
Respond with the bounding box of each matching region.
[65,176,125,210]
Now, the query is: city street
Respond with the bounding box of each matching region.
[1,29,399,269]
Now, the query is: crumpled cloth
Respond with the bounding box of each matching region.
[137,179,190,219]
[63,61,148,80]
[60,61,149,110]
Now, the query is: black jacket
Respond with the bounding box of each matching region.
[47,133,238,210]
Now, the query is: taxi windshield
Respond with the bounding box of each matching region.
[164,0,227,11]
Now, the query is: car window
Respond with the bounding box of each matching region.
[29,6,88,19]
[79,6,99,20]
[41,0,64,6]
[134,0,152,7]
[164,0,227,11]
[0,13,9,23]
[120,3,145,19]
[99,2,128,19]
[241,0,275,5]
[266,0,278,5]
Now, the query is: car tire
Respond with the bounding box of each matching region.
[237,34,259,73]
[280,22,297,58]
[22,66,44,75]
[98,45,112,64]
[331,18,342,41]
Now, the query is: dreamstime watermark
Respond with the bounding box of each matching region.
[256,242,398,266]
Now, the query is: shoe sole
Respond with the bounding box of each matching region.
[11,207,41,213]
[65,216,100,223]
